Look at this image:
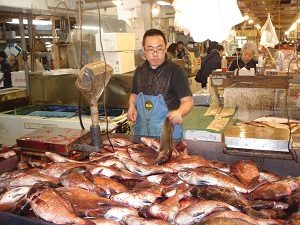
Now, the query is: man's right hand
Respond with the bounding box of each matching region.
[127,106,137,122]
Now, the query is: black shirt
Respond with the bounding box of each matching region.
[228,58,257,72]
[131,59,192,110]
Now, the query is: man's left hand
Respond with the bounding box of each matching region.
[167,110,183,125]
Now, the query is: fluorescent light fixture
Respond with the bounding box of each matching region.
[7,18,52,25]
[73,25,101,31]
[157,0,171,6]
[15,35,54,39]
[152,3,160,17]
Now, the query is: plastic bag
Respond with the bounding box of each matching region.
[260,14,279,48]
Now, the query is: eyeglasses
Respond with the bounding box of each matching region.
[144,47,166,54]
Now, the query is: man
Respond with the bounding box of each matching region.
[176,41,187,59]
[127,29,193,138]
[232,47,242,57]
[195,44,224,88]
[0,51,12,89]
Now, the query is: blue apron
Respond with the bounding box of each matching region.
[134,92,183,139]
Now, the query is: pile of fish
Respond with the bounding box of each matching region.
[0,136,299,225]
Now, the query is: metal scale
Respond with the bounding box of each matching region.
[17,62,114,155]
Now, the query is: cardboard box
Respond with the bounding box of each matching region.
[103,51,135,74]
[95,32,135,51]
[11,71,26,87]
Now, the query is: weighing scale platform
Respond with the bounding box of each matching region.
[224,124,290,152]
[16,127,91,155]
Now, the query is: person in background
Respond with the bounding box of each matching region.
[232,47,242,57]
[127,29,193,139]
[195,44,224,88]
[0,51,12,89]
[228,42,258,74]
[167,43,178,60]
[176,41,188,59]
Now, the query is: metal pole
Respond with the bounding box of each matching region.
[18,15,30,99]
[27,14,34,72]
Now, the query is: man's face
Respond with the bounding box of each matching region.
[143,35,166,69]
[178,43,183,50]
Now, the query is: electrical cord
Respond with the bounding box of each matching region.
[286,50,298,161]
[96,0,115,152]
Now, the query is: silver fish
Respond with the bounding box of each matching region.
[114,151,176,176]
[174,200,239,225]
[44,151,84,163]
[142,183,191,222]
[251,177,300,201]
[30,188,93,225]
[91,165,140,180]
[123,215,172,225]
[205,210,285,225]
[156,118,174,165]
[164,154,210,171]
[140,137,160,152]
[59,166,102,195]
[93,176,128,196]
[178,167,248,193]
[127,145,157,165]
[91,218,120,225]
[103,206,139,222]
[0,186,30,204]
[110,186,163,209]
[102,137,133,147]
[40,162,96,178]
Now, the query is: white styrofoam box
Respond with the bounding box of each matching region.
[11,71,26,87]
[95,32,136,51]
[103,51,135,74]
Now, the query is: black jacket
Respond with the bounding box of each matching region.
[0,59,12,88]
[195,51,221,84]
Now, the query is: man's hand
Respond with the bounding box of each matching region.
[127,106,137,122]
[167,110,183,125]
[127,93,138,122]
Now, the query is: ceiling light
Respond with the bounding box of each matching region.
[248,19,254,24]
[152,3,160,17]
[255,24,261,29]
[156,0,171,6]
[7,18,52,25]
[73,25,101,31]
